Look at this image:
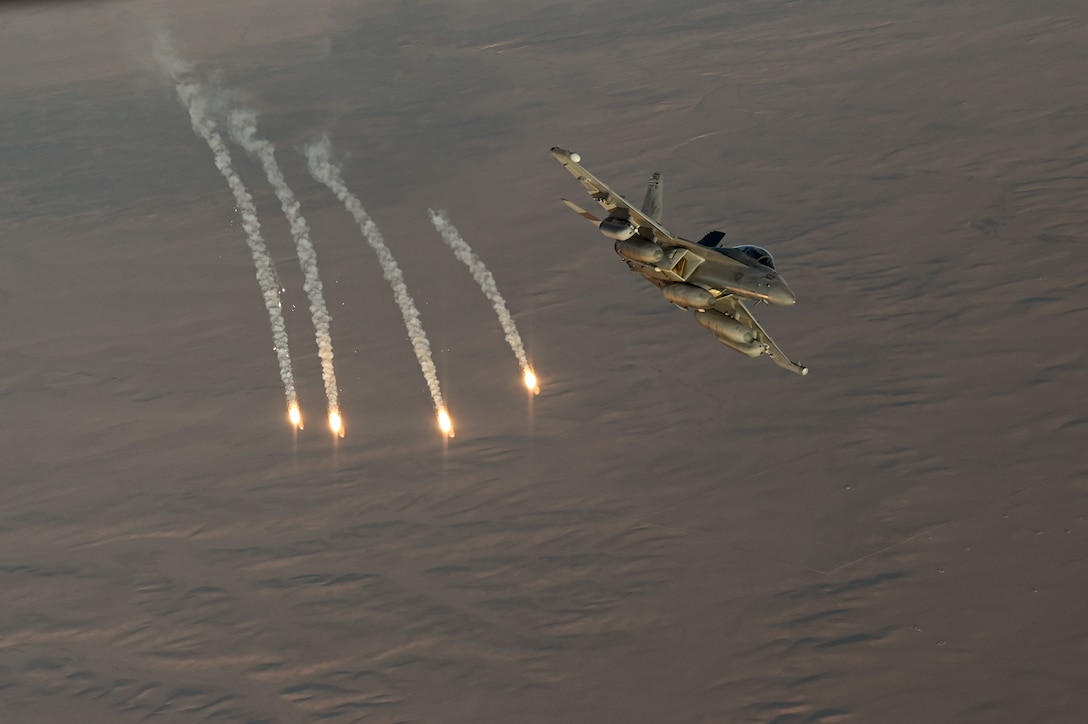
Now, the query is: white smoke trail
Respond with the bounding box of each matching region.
[426,209,536,392]
[304,135,449,427]
[228,110,340,432]
[155,41,300,426]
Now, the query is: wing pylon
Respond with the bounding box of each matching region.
[713,296,808,375]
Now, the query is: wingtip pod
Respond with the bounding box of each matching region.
[550,147,580,164]
[770,354,810,376]
[774,356,809,376]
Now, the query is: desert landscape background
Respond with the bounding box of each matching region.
[1,0,1086,721]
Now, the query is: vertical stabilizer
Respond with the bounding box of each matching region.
[641,172,663,223]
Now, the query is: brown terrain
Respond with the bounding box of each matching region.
[1,0,1085,721]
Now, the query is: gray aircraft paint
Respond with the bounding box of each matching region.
[551,147,807,375]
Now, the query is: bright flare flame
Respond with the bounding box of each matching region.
[288,404,303,429]
[437,409,454,438]
[329,410,344,438]
[523,368,540,395]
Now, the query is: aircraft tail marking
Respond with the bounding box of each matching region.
[641,172,663,223]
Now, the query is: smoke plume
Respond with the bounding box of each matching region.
[157,43,300,422]
[304,135,447,417]
[427,209,532,378]
[228,110,340,425]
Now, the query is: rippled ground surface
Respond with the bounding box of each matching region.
[1,1,1086,721]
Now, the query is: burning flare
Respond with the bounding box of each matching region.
[329,410,344,438]
[229,110,340,431]
[437,409,455,438]
[288,404,303,429]
[306,136,450,433]
[155,41,300,426]
[523,367,540,395]
[427,209,537,398]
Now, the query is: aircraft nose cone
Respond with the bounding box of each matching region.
[769,280,797,306]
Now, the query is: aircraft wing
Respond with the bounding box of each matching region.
[714,295,809,375]
[551,147,713,256]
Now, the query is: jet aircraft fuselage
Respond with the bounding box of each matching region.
[551,147,807,374]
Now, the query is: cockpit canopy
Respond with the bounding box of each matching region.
[696,232,776,270]
[733,244,775,269]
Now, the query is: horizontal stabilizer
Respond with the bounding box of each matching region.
[561,198,601,225]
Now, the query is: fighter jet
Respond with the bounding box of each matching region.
[551,147,808,375]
